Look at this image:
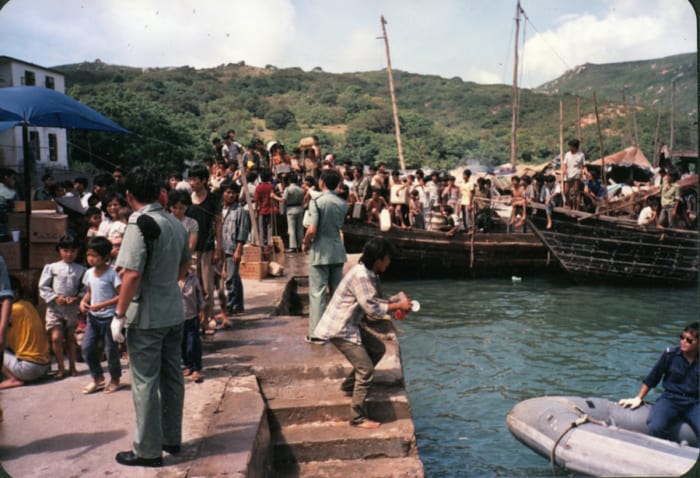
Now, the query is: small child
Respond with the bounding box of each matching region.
[85,206,102,239]
[38,234,86,378]
[638,197,658,226]
[179,269,205,383]
[409,189,424,229]
[79,237,122,394]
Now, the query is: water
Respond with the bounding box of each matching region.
[386,276,699,477]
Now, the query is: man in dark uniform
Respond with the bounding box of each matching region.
[619,322,699,440]
[112,167,191,467]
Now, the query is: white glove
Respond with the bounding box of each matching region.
[111,316,126,343]
[618,396,643,409]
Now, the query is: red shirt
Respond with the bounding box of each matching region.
[254,182,275,215]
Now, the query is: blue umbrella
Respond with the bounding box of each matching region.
[0,86,130,267]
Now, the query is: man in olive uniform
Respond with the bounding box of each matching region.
[302,169,348,344]
[112,167,190,467]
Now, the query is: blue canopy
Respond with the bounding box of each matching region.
[0,86,130,133]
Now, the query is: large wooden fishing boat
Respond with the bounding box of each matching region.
[342,220,557,279]
[526,203,699,287]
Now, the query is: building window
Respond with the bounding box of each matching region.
[48,134,58,162]
[29,131,40,162]
[45,76,55,89]
[24,70,36,86]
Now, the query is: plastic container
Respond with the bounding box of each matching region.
[379,209,392,231]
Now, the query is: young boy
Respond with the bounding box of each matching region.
[179,269,205,383]
[220,180,251,316]
[38,234,86,378]
[79,237,122,394]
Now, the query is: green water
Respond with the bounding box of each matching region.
[386,276,699,477]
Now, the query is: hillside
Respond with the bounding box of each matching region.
[55,55,697,174]
[536,52,697,115]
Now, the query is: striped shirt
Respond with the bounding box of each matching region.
[313,263,389,345]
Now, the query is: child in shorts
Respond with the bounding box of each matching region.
[79,237,122,394]
[38,234,86,379]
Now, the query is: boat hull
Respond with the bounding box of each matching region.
[527,205,699,287]
[507,396,699,477]
[342,221,557,279]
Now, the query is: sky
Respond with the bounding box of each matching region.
[0,0,696,88]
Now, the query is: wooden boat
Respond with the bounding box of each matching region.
[526,203,699,287]
[342,220,557,279]
[507,396,698,477]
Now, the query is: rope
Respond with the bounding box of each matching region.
[550,406,608,475]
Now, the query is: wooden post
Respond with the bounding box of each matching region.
[576,96,582,143]
[593,92,608,208]
[510,0,521,168]
[380,15,406,174]
[670,77,676,151]
[653,108,661,167]
[559,100,565,194]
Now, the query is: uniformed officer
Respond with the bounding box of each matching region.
[112,166,191,467]
[301,168,348,344]
[619,322,699,440]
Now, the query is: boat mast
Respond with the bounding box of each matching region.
[380,15,406,173]
[510,0,522,167]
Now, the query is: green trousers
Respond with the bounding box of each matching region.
[126,324,184,458]
[308,263,344,339]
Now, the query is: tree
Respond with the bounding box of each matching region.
[264,107,296,130]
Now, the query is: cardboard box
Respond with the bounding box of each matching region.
[242,244,263,262]
[0,241,22,270]
[240,261,268,280]
[29,242,58,269]
[30,212,68,243]
[14,200,57,213]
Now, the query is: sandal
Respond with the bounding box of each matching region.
[103,382,121,394]
[182,368,192,377]
[191,371,203,383]
[83,380,104,394]
[350,418,381,429]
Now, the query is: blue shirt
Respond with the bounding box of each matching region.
[644,346,699,400]
[82,267,121,319]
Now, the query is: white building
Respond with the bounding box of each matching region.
[0,56,69,172]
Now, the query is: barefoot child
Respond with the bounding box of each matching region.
[38,234,86,378]
[79,237,122,394]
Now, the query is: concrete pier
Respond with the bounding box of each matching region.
[0,253,423,477]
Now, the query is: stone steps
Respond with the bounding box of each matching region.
[264,380,413,430]
[272,418,418,466]
[276,457,425,478]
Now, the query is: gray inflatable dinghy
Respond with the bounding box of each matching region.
[507,396,699,477]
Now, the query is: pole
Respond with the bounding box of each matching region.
[622,86,632,147]
[576,96,582,143]
[559,101,565,195]
[670,77,676,151]
[21,122,31,269]
[593,92,608,208]
[380,15,406,173]
[631,95,639,145]
[510,1,521,168]
[653,108,661,167]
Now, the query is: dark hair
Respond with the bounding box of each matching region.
[288,172,299,184]
[87,236,113,259]
[169,171,183,182]
[124,166,161,204]
[41,173,53,182]
[220,179,241,194]
[304,176,316,188]
[260,169,273,183]
[167,189,191,209]
[101,190,127,215]
[73,177,88,187]
[93,173,115,188]
[684,322,698,337]
[359,236,396,268]
[188,163,210,181]
[568,139,580,149]
[463,169,472,177]
[56,234,80,251]
[86,206,102,218]
[113,166,126,175]
[320,169,341,190]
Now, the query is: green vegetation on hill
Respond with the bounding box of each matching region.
[58,55,697,174]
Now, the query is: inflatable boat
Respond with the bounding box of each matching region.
[507,396,699,477]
